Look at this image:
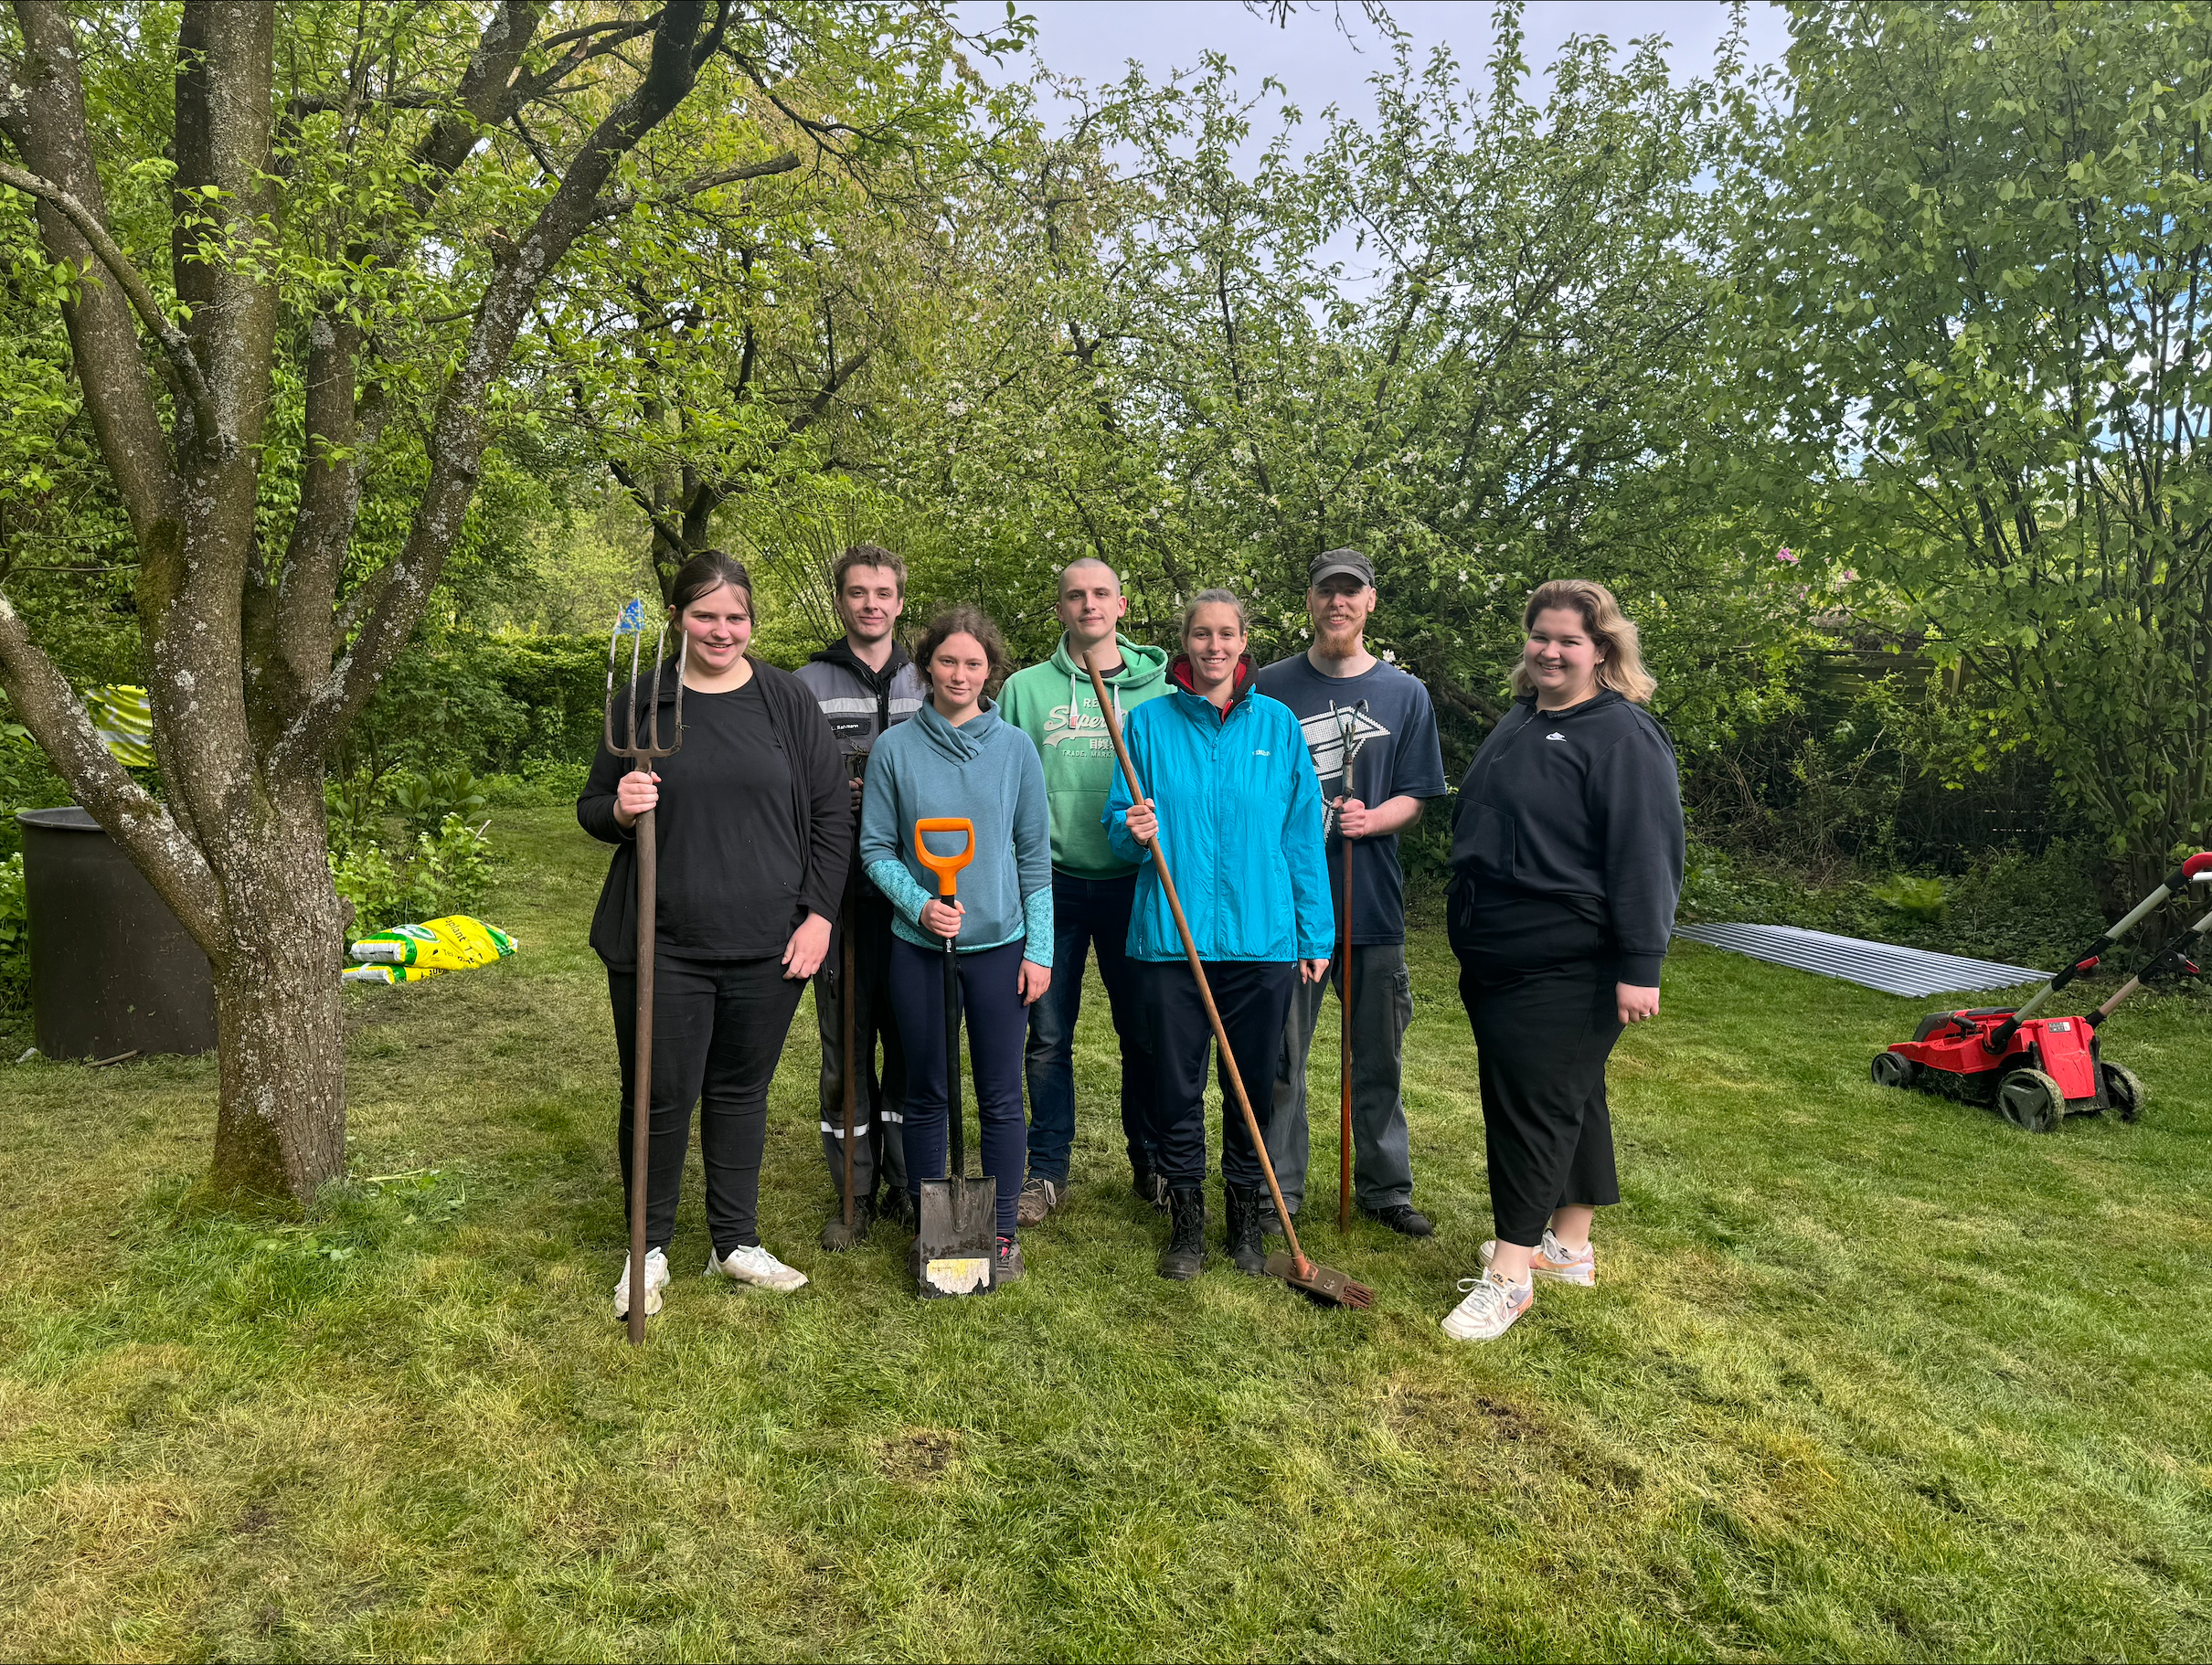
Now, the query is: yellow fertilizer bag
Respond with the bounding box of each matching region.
[89,684,154,768]
[342,964,443,985]
[348,915,517,971]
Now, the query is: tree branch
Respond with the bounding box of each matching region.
[592,148,800,219]
[272,0,720,775]
[0,593,224,946]
[0,160,221,447]
[413,1,544,207]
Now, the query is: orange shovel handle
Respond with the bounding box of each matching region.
[914,817,976,897]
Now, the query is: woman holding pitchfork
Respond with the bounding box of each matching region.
[580,551,851,1320]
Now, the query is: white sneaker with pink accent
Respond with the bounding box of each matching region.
[1439,1269,1534,1341]
[1482,1228,1596,1287]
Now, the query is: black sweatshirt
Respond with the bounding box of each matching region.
[1448,690,1685,985]
[579,660,851,967]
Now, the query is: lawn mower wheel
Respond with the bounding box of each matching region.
[1871,1051,1917,1088]
[1997,1068,2065,1133]
[2100,1061,2145,1122]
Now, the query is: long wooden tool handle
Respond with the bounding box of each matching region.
[840,860,857,1229]
[628,801,656,1345]
[1339,826,1353,1234]
[1086,660,1313,1277]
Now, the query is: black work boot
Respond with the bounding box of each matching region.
[1132,1161,1170,1213]
[1223,1185,1268,1277]
[1157,1185,1207,1280]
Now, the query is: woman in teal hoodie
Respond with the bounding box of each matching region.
[1104,589,1334,1280]
[859,606,1053,1283]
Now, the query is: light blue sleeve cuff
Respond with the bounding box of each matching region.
[867,857,932,932]
[1021,885,1055,966]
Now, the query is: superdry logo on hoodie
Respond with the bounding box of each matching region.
[1041,703,1113,749]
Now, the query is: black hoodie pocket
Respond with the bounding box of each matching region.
[1461,801,1517,884]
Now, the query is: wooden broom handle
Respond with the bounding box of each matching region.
[1085,659,1313,1277]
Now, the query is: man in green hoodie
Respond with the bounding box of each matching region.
[998,558,1171,1224]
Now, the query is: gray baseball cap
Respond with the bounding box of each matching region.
[1309,547,1375,588]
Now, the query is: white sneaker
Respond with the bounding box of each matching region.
[1481,1229,1596,1287]
[612,1246,670,1319]
[1440,1269,1534,1342]
[706,1243,809,1293]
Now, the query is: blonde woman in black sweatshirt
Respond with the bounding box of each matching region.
[1439,579,1684,1342]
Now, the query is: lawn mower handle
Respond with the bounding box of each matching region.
[1985,852,2212,1054]
[2090,901,2212,1025]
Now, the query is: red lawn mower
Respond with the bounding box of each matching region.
[1870,852,2212,1132]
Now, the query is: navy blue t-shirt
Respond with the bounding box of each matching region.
[1254,653,1448,945]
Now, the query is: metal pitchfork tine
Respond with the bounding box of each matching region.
[606,598,686,1345]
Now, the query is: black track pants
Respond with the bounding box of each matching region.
[1138,958,1297,1190]
[610,953,807,1256]
[813,886,909,1202]
[1456,953,1622,1247]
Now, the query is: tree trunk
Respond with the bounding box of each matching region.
[207,779,348,1202]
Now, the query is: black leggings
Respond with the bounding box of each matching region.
[609,953,806,1256]
[1457,953,1623,1247]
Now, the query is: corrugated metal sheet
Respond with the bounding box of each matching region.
[1675,923,2047,997]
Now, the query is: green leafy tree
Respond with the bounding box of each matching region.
[540,7,1026,598]
[0,0,911,1202]
[880,5,1799,767]
[1736,0,2212,892]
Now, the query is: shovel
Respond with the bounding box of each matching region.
[1086,662,1372,1309]
[911,816,995,1298]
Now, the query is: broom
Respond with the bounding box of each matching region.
[1085,660,1372,1309]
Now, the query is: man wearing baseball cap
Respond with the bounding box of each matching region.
[1256,547,1448,1236]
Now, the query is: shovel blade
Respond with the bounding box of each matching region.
[916,1175,997,1299]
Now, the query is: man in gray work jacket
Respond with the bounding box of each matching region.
[793,544,926,1248]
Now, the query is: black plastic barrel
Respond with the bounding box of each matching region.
[17,807,217,1058]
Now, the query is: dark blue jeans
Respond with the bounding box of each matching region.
[1024,871,1156,1183]
[888,936,1030,1237]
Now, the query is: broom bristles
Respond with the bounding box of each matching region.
[1265,1252,1374,1309]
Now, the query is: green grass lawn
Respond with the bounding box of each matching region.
[2,806,2208,1661]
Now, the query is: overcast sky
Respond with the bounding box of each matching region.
[958,2,1792,129]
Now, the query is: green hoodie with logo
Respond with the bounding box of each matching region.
[999,631,1171,879]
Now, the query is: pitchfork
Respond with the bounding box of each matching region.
[606,598,686,1344]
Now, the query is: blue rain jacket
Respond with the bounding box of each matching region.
[1103,657,1334,963]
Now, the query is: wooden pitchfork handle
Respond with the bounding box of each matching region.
[1084,660,1317,1279]
[1339,812,1354,1234]
[606,616,685,1346]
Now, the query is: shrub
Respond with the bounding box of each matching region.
[386,767,490,836]
[0,853,26,1003]
[1871,874,1947,921]
[484,759,590,810]
[331,815,492,938]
